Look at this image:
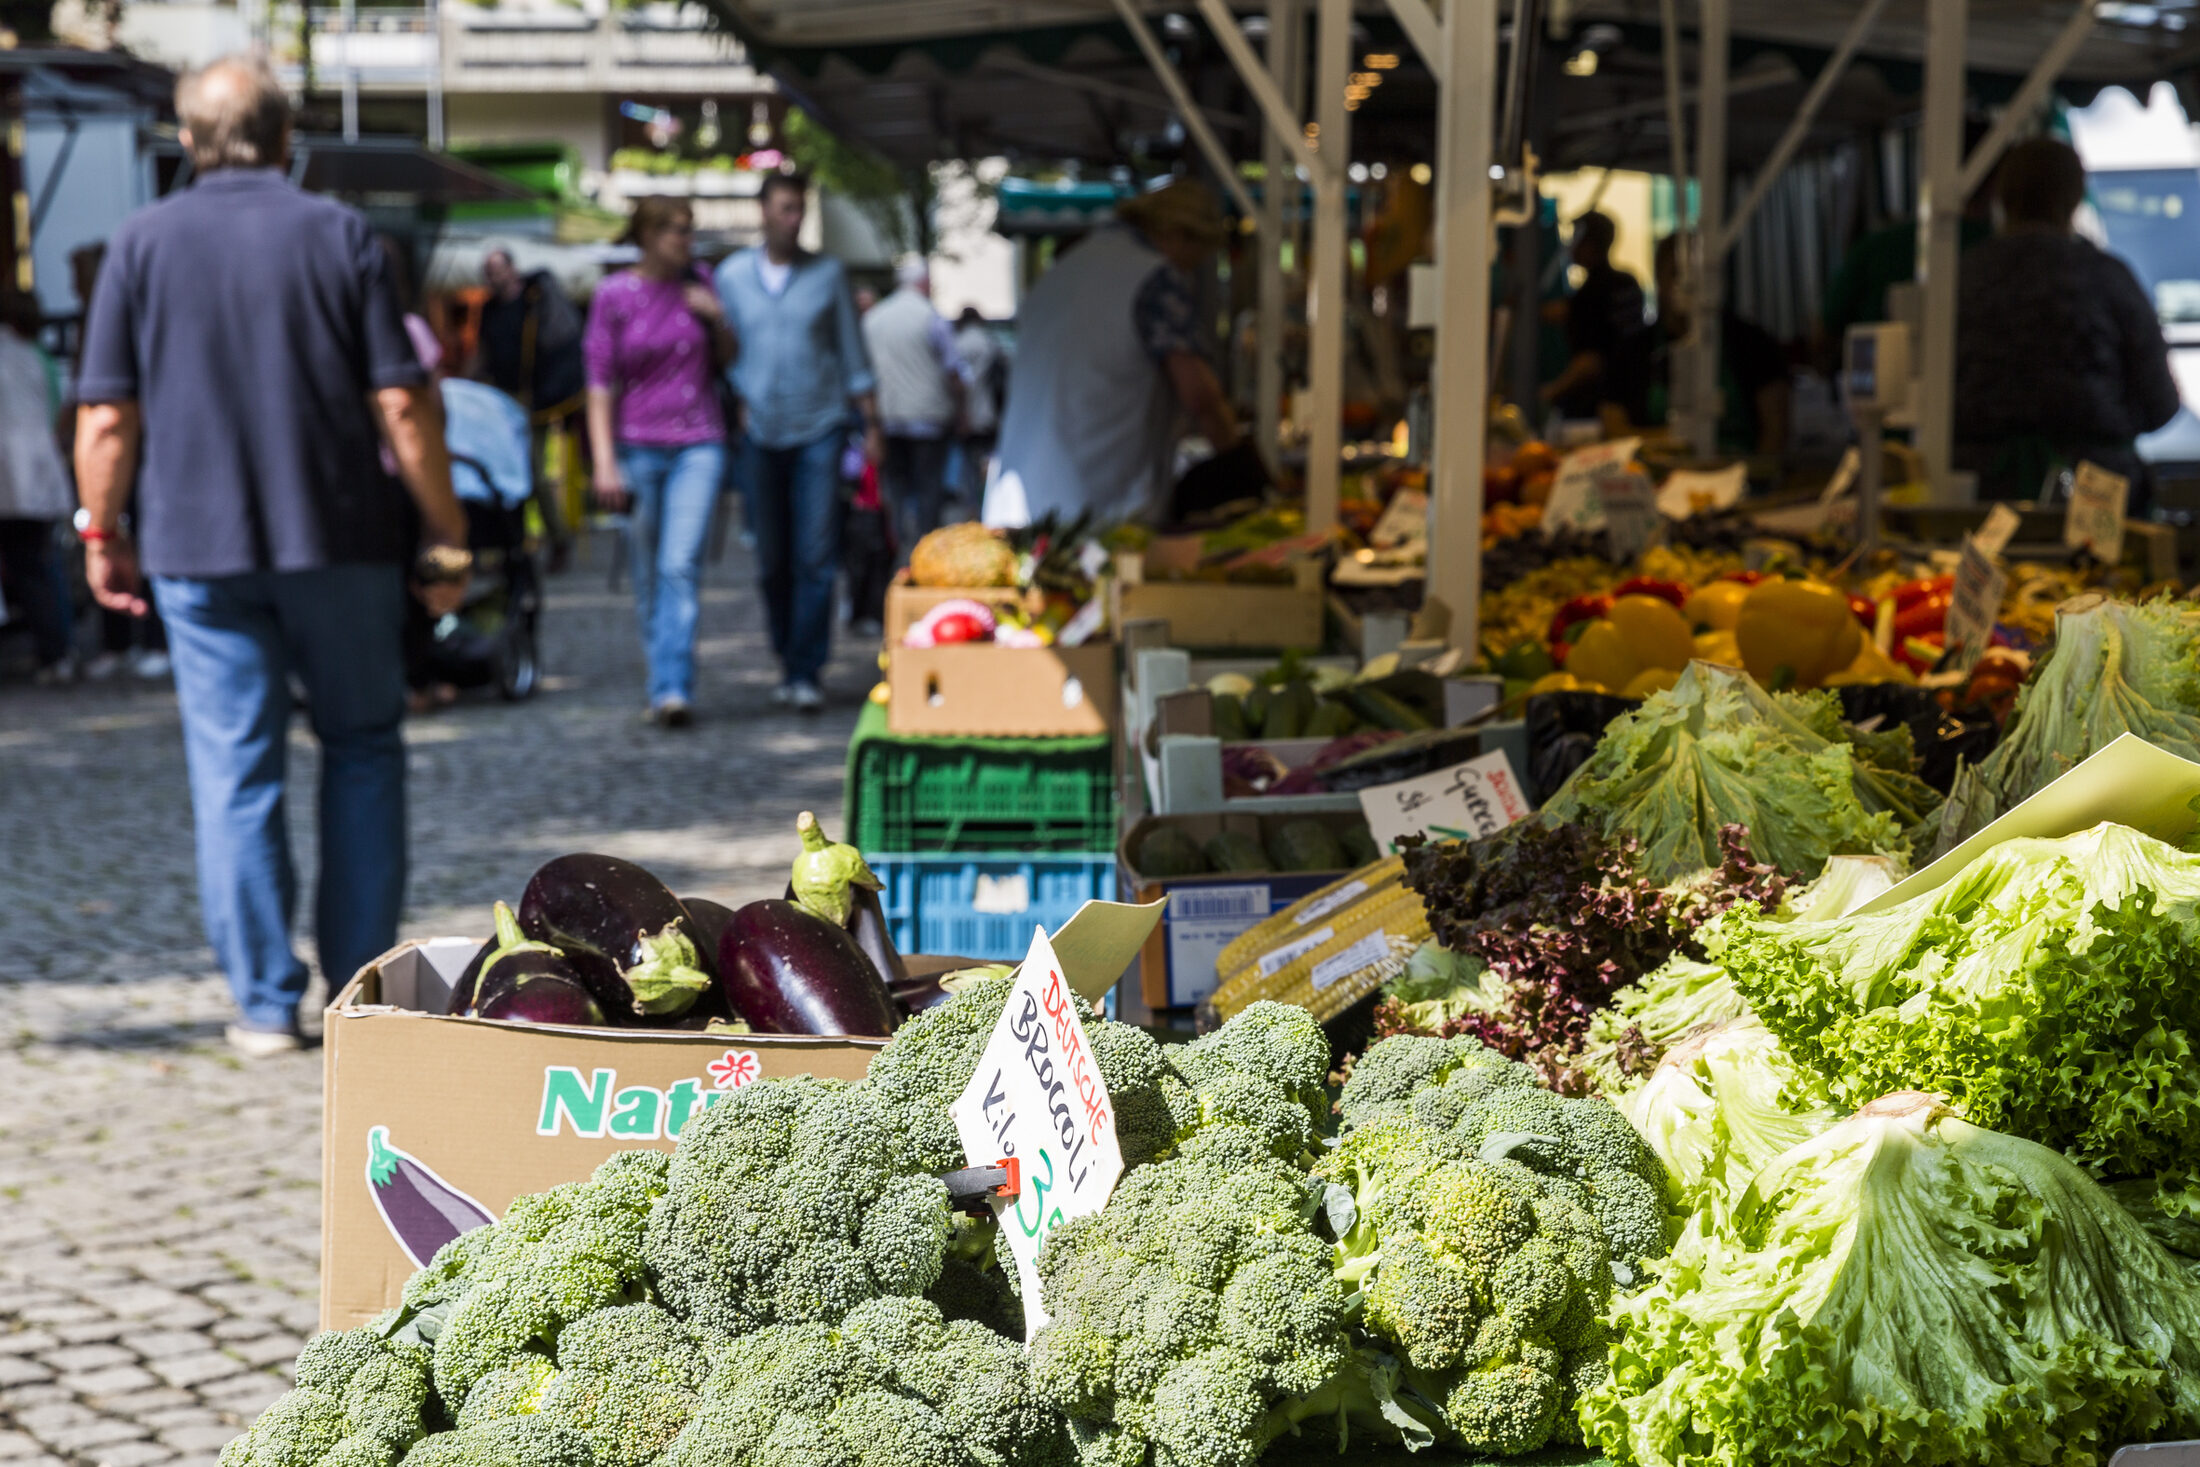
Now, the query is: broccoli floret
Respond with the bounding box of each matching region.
[454,1357,557,1430]
[1177,1002,1333,1122]
[1157,1003,1338,1163]
[1338,1034,1516,1128]
[643,1075,951,1338]
[407,1152,667,1410]
[526,1304,713,1467]
[1026,1129,1352,1467]
[397,1416,595,1467]
[222,1319,434,1467]
[662,1299,1065,1467]
[925,1216,1024,1339]
[860,978,1180,1175]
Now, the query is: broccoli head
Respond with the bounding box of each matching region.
[1314,1105,1622,1455]
[398,1151,667,1411]
[528,1304,714,1467]
[661,1297,1067,1467]
[1337,1033,1517,1129]
[1158,1003,1335,1162]
[1026,1128,1352,1467]
[397,1416,594,1467]
[859,977,1179,1176]
[643,1075,952,1337]
[222,1318,434,1467]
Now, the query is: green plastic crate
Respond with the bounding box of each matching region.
[848,733,1117,854]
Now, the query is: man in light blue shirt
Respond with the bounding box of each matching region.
[714,172,878,710]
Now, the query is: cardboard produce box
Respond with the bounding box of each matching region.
[1111,556,1325,650]
[320,938,894,1330]
[1118,811,1370,1010]
[882,583,1117,738]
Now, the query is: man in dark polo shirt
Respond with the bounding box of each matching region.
[74,54,471,1057]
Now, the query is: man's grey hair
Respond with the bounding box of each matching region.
[177,55,291,172]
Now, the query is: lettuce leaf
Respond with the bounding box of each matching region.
[1581,1093,2200,1467]
[1542,663,1937,884]
[1616,1018,1839,1218]
[1722,821,2200,1183]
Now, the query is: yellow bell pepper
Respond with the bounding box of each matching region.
[1620,666,1682,700]
[1527,670,1610,696]
[1692,629,1744,668]
[1565,595,1695,692]
[1682,579,1752,632]
[1735,579,1863,689]
[1823,635,1918,687]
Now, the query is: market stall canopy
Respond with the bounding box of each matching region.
[288,137,540,204]
[693,0,2198,171]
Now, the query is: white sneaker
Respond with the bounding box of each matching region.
[770,683,795,706]
[788,681,824,712]
[651,697,694,729]
[83,652,125,682]
[131,651,172,680]
[225,1023,306,1058]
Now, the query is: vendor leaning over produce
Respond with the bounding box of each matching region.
[986,179,1243,526]
[1955,137,2180,507]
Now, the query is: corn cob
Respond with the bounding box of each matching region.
[1214,853,1406,980]
[1211,882,1429,1022]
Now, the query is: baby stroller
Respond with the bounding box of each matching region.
[413,379,543,700]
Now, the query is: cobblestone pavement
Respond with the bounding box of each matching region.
[0,541,870,1466]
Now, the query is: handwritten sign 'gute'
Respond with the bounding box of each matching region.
[948,924,1124,1338]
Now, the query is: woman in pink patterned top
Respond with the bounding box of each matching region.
[583,196,734,727]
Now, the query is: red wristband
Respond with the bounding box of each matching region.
[78,526,123,546]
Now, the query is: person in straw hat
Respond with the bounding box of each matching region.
[988,178,1243,525]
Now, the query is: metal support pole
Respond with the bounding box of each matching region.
[1685,0,1728,461]
[1713,0,1891,260]
[1110,0,1261,223]
[427,0,445,149]
[340,0,358,142]
[1428,0,1498,653]
[1917,0,1967,497]
[1305,0,1350,534]
[1857,407,1885,557]
[1257,0,1302,459]
[1380,0,1442,78]
[1959,0,2099,200]
[1656,0,1690,219]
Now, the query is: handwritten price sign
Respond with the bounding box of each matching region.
[1358,750,1532,854]
[948,925,1124,1338]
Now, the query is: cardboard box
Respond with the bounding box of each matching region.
[320,938,895,1330]
[883,583,1045,646]
[883,583,1117,738]
[888,643,1117,738]
[1111,558,1325,650]
[1118,811,1367,1010]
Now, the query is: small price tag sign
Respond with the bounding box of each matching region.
[1358,750,1532,854]
[1973,502,2022,560]
[1942,535,2006,675]
[1541,437,1642,538]
[2064,461,2128,564]
[1370,487,1429,550]
[1656,463,1747,520]
[948,925,1124,1339]
[1599,469,1662,562]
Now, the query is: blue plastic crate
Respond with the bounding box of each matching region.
[870,853,1118,964]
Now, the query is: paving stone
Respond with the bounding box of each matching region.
[0,546,866,1460]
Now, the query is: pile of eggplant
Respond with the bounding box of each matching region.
[446,814,948,1035]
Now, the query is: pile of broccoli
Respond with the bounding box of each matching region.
[224,993,1671,1467]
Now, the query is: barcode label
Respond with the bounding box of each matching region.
[1312,932,1394,991]
[1294,880,1369,926]
[1171,884,1271,921]
[1258,925,1335,977]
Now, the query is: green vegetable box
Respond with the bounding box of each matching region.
[321,940,892,1331]
[1118,811,1376,1009]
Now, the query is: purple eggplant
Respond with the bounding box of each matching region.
[890,972,953,1017]
[473,949,607,1027]
[445,937,496,1016]
[718,898,900,1036]
[518,854,713,1018]
[367,1126,496,1268]
[681,897,739,960]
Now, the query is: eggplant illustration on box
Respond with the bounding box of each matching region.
[367,1126,497,1267]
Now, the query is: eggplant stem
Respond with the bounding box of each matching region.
[625,924,712,1015]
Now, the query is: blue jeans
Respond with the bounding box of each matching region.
[618,441,724,705]
[745,430,842,686]
[154,566,408,1030]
